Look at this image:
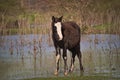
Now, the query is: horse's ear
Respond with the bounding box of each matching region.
[52,16,55,22]
[59,16,63,22]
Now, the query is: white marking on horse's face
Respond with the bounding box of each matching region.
[54,22,63,40]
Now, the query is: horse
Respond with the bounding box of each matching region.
[51,16,83,75]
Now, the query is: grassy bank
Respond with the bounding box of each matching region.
[24,76,119,80]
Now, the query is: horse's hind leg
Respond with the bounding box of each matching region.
[76,47,84,72]
[69,50,76,72]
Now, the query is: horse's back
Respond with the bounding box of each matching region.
[63,21,80,34]
[63,21,80,30]
[62,21,80,48]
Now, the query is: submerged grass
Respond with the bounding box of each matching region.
[24,76,119,80]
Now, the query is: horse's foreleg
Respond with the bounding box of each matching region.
[63,48,68,75]
[54,48,61,75]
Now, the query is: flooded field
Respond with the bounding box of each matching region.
[0,34,120,80]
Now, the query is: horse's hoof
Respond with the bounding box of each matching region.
[80,66,84,72]
[54,71,58,76]
[64,72,68,76]
[69,70,72,73]
[69,69,71,72]
[69,69,73,73]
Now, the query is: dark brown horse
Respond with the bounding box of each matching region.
[51,16,83,75]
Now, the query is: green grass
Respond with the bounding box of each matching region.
[24,76,119,80]
[93,24,110,30]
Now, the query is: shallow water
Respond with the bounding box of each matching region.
[0,34,120,80]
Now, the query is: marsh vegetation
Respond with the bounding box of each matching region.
[0,34,120,80]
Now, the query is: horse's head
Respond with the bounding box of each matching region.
[51,16,63,41]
